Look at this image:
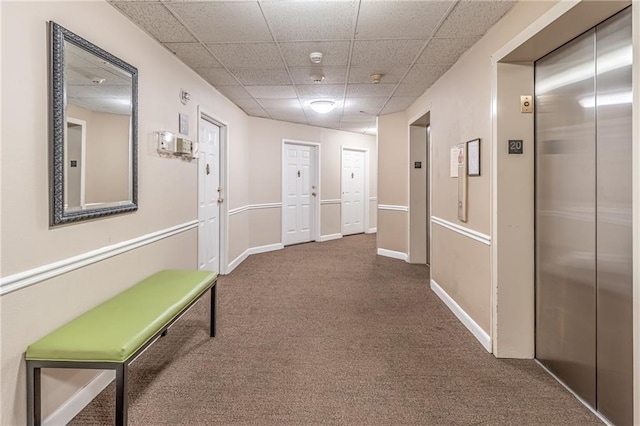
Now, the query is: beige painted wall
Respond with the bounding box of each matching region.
[0,1,250,424]
[493,62,535,357]
[377,112,408,254]
[383,0,558,336]
[67,104,131,204]
[409,126,427,264]
[247,117,376,246]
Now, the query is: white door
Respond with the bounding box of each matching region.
[283,143,316,245]
[342,149,365,235]
[198,118,220,273]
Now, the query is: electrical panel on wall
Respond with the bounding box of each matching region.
[155,130,196,159]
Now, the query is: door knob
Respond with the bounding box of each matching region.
[217,197,224,204]
[311,192,317,197]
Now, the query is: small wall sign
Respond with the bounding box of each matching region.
[509,139,523,154]
[179,113,189,135]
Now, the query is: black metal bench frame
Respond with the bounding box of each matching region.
[26,280,216,426]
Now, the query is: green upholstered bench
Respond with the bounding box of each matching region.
[25,269,217,426]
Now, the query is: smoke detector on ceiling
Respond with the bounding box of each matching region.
[310,74,325,83]
[309,52,323,64]
[370,73,383,84]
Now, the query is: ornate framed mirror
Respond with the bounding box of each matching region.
[49,22,138,225]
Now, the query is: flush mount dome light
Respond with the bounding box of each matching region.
[309,100,336,113]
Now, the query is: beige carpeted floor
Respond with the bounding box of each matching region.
[70,234,601,425]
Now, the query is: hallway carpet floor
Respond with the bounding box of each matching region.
[71,234,601,425]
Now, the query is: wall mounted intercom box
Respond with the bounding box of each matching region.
[156,131,195,159]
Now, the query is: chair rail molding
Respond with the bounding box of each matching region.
[0,221,198,296]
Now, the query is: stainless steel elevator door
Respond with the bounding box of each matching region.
[535,8,632,425]
[594,9,633,426]
[535,28,597,407]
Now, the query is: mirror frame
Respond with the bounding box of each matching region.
[49,21,138,226]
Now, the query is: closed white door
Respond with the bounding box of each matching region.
[198,118,220,273]
[342,149,365,235]
[283,143,316,245]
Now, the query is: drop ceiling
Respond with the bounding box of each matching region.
[109,0,516,135]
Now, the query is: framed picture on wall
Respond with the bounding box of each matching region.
[467,138,480,177]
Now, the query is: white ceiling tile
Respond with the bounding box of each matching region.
[403,62,451,88]
[416,37,480,65]
[346,84,395,98]
[279,41,351,67]
[348,66,409,85]
[351,40,424,67]
[308,121,341,129]
[113,3,195,43]
[242,107,271,118]
[436,0,516,38]
[289,67,347,85]
[195,67,238,86]
[233,98,262,109]
[296,84,345,101]
[289,67,348,85]
[381,96,419,115]
[230,68,291,85]
[206,43,284,69]
[340,114,377,123]
[342,97,387,115]
[166,2,272,42]
[216,85,253,99]
[268,108,307,122]
[164,43,221,68]
[340,122,375,133]
[356,1,452,39]
[261,1,357,41]
[257,99,301,109]
[245,85,297,99]
[394,83,428,98]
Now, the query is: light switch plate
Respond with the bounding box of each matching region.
[179,113,189,135]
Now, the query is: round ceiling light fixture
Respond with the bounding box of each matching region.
[309,100,336,113]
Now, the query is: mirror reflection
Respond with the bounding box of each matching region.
[50,22,138,225]
[64,41,133,211]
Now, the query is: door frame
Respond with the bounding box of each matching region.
[340,146,369,235]
[65,116,87,209]
[281,139,321,244]
[198,106,229,274]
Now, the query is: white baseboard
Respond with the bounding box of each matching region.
[366,227,377,233]
[248,243,284,256]
[430,279,492,352]
[319,233,342,242]
[43,370,115,426]
[227,243,284,274]
[376,248,408,261]
[227,249,250,274]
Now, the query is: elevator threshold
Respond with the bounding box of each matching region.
[535,360,613,426]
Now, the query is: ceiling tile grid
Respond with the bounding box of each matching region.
[110,0,517,133]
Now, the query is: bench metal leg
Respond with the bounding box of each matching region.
[26,362,41,426]
[115,363,128,426]
[210,284,216,337]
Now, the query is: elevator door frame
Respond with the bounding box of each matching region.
[488,0,637,423]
